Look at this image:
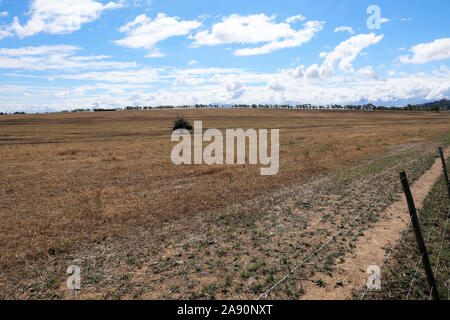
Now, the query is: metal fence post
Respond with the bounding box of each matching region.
[400,172,440,300]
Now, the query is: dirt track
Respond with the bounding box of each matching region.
[301,147,450,300]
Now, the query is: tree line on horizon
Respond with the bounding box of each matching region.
[1,99,448,115]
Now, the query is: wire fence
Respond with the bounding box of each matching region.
[404,193,447,300]
[362,152,449,301]
[257,146,449,301]
[259,179,396,300]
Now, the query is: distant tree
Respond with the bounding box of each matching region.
[173,117,193,131]
[429,104,440,112]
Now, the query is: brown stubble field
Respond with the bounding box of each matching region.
[0,109,449,299]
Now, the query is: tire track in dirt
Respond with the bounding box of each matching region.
[301,147,450,300]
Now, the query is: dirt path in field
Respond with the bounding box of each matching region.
[301,147,450,300]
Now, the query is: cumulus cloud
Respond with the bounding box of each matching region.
[287,65,305,78]
[2,66,450,112]
[114,13,201,57]
[305,64,321,80]
[193,14,292,46]
[399,38,450,64]
[268,80,286,91]
[318,33,384,78]
[356,66,379,80]
[334,26,355,35]
[192,14,324,56]
[235,21,323,56]
[174,75,204,86]
[0,11,8,17]
[286,14,306,23]
[6,0,122,38]
[226,80,246,99]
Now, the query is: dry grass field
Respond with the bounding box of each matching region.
[0,109,449,299]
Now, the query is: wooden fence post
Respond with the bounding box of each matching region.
[400,172,440,300]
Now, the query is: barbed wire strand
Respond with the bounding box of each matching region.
[405,193,446,300]
[428,207,450,300]
[362,153,447,300]
[434,207,450,275]
[360,166,434,300]
[360,219,412,299]
[257,183,395,300]
[361,161,444,300]
[258,150,442,301]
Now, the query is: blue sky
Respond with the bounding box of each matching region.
[0,0,449,113]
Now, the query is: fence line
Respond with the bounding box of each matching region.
[434,207,450,276]
[429,207,450,299]
[258,182,395,300]
[363,168,443,300]
[361,218,411,299]
[405,192,446,299]
[364,147,449,301]
[257,146,449,300]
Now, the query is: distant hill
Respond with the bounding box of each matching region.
[413,99,450,110]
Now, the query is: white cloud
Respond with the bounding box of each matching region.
[2,66,450,112]
[188,60,198,66]
[144,50,165,58]
[334,26,355,35]
[235,21,324,56]
[226,80,245,99]
[7,0,122,38]
[0,45,79,56]
[305,64,321,80]
[193,14,292,46]
[268,80,286,91]
[130,0,152,7]
[0,45,135,71]
[192,14,324,56]
[114,13,201,57]
[54,66,246,85]
[0,11,8,17]
[318,33,384,78]
[399,38,450,64]
[0,28,12,40]
[286,14,306,23]
[59,69,161,83]
[380,18,390,23]
[356,66,379,80]
[174,75,203,86]
[287,65,305,78]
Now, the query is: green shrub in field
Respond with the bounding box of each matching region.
[173,117,193,131]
